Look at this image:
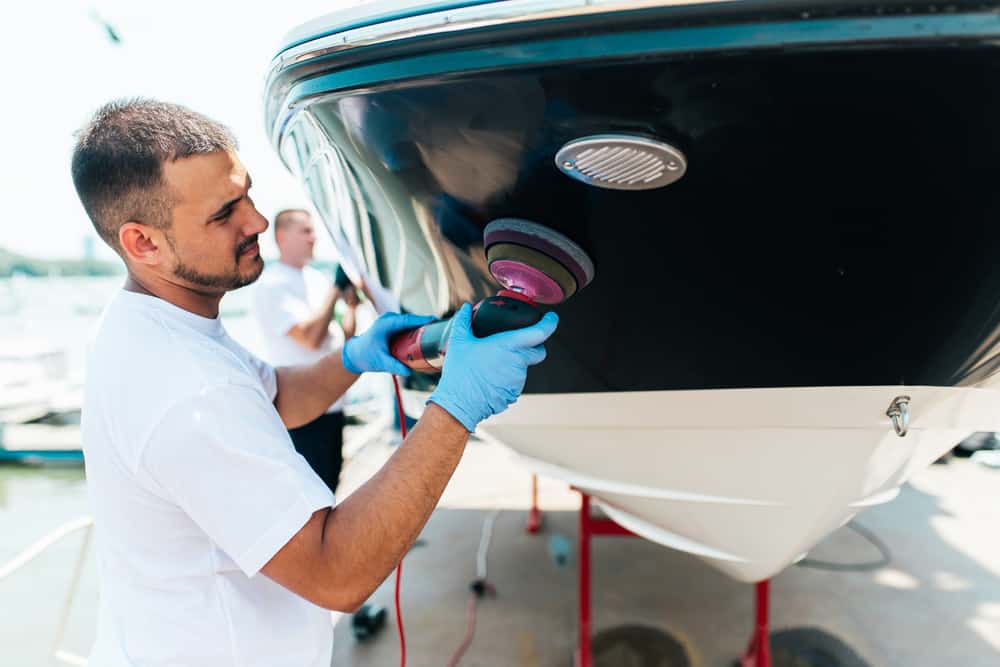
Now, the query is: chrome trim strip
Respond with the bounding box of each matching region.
[268,0,731,80]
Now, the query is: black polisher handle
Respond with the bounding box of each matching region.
[388,294,544,373]
[472,294,544,337]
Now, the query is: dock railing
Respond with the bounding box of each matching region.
[0,515,94,666]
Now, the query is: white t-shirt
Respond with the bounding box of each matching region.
[253,262,345,413]
[82,290,335,667]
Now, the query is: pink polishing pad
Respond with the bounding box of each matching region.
[489,260,566,304]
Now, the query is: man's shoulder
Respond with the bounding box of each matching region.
[256,263,305,297]
[83,296,273,469]
[92,298,251,384]
[302,264,328,281]
[261,261,302,280]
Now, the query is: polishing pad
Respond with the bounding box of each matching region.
[483,219,594,304]
[486,242,578,302]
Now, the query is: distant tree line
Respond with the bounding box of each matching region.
[0,247,123,278]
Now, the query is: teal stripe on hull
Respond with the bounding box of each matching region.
[0,449,84,464]
[287,12,1000,104]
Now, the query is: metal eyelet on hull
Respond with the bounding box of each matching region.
[886,396,911,437]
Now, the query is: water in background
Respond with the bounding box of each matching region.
[0,274,389,665]
[0,276,118,664]
[0,274,263,378]
[0,466,95,666]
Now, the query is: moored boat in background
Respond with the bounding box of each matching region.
[0,338,82,464]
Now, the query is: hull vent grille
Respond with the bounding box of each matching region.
[555,135,687,190]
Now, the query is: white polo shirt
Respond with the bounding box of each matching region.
[82,290,335,667]
[253,261,345,413]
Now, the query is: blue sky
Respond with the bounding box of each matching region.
[0,0,351,261]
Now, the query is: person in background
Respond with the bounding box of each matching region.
[253,209,357,493]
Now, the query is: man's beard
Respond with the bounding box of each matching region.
[169,235,263,291]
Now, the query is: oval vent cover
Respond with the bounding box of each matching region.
[555,134,687,190]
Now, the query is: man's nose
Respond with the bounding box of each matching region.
[245,207,269,236]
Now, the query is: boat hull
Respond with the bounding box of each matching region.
[267,0,1000,581]
[268,13,1000,394]
[404,384,989,581]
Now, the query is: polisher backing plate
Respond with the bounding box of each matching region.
[486,242,577,303]
[484,219,595,291]
[489,261,565,305]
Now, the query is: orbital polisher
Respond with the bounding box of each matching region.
[389,219,595,373]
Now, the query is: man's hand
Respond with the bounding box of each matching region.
[427,303,558,432]
[343,285,360,308]
[341,312,435,376]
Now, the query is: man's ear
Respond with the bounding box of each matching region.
[119,222,165,266]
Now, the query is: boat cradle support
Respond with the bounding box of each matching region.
[557,489,773,667]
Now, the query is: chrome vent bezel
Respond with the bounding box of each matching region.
[555,134,687,190]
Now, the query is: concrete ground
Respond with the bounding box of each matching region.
[3,426,995,666]
[333,438,1000,667]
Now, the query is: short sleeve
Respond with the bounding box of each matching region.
[253,280,311,340]
[248,355,278,402]
[221,333,278,402]
[137,383,334,576]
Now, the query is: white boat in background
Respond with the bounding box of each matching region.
[0,339,83,464]
[0,338,76,424]
[266,0,1000,584]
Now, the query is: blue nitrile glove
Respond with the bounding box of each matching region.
[427,303,559,432]
[341,312,435,376]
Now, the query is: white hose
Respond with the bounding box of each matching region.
[476,510,500,580]
[54,649,88,666]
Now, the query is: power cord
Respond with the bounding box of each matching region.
[446,510,500,667]
[390,376,505,667]
[796,521,891,572]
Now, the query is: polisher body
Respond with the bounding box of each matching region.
[388,291,544,373]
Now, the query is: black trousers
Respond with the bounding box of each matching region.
[288,411,345,494]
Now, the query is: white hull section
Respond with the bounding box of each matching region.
[403,385,1000,582]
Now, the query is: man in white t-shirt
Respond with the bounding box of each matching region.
[70,98,558,667]
[253,209,356,493]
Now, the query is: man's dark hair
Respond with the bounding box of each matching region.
[71,98,237,252]
[273,208,311,237]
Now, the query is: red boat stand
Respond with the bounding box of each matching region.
[527,482,773,667]
[526,474,542,534]
[740,580,772,667]
[573,492,637,667]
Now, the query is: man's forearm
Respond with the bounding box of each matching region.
[273,352,357,428]
[288,287,340,350]
[259,307,557,612]
[316,404,469,607]
[341,305,356,340]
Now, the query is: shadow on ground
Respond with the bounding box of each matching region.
[333,460,999,667]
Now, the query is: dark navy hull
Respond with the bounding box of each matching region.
[266,1,1000,393]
